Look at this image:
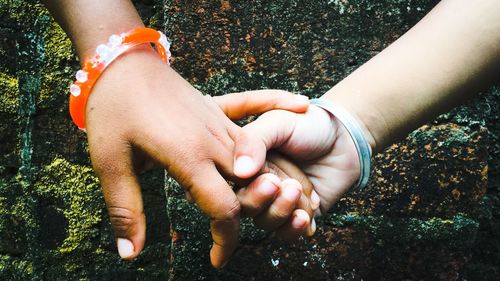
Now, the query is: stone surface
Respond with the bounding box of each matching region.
[164,0,498,280]
[335,123,488,217]
[0,1,169,279]
[0,0,498,280]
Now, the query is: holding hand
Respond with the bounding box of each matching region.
[85,50,313,267]
[215,90,365,218]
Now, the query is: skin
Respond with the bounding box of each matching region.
[222,0,500,214]
[41,0,499,268]
[42,0,316,268]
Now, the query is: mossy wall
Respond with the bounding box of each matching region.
[1,1,169,280]
[0,0,498,280]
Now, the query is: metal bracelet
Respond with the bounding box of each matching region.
[310,98,372,189]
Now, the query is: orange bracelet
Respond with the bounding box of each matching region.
[68,27,171,130]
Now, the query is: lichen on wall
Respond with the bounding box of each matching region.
[1,0,170,279]
[0,0,499,280]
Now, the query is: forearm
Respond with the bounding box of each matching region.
[43,0,144,60]
[324,0,500,153]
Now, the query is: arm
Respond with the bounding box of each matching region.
[43,0,144,61]
[42,0,312,267]
[222,0,500,217]
[324,0,500,153]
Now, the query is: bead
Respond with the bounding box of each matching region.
[158,32,171,49]
[70,84,81,97]
[69,28,172,130]
[108,34,122,48]
[96,44,112,62]
[75,70,88,83]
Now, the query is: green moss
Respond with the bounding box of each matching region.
[0,255,32,280]
[0,73,19,114]
[323,213,479,248]
[35,157,102,255]
[33,157,105,276]
[39,20,76,109]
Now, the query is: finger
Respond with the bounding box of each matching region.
[89,141,146,260]
[253,178,302,232]
[213,90,309,120]
[275,209,311,240]
[266,155,317,237]
[274,193,316,240]
[237,173,281,218]
[185,163,241,269]
[265,153,316,219]
[233,110,298,179]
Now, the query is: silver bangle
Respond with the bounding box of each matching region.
[310,98,372,189]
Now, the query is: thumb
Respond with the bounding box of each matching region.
[233,110,299,178]
[89,140,146,260]
[104,175,146,260]
[212,89,309,121]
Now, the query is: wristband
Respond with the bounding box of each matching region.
[68,27,171,130]
[310,98,372,189]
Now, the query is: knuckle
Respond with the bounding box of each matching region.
[240,202,260,217]
[107,206,143,236]
[216,199,241,221]
[254,207,291,231]
[239,91,251,117]
[269,205,291,220]
[270,92,286,106]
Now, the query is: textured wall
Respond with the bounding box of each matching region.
[0,0,499,280]
[0,1,169,280]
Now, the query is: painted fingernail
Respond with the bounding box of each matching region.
[234,155,255,176]
[311,190,320,210]
[294,94,309,103]
[258,178,279,196]
[117,238,134,259]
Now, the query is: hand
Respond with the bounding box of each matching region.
[235,157,318,240]
[214,92,320,240]
[215,90,362,218]
[84,49,311,268]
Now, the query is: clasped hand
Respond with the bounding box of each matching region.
[86,48,361,268]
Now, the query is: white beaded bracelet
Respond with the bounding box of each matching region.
[68,28,171,130]
[310,98,372,189]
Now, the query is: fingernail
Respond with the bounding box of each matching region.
[258,179,279,196]
[185,191,194,203]
[117,238,134,259]
[308,218,317,236]
[234,155,255,176]
[292,211,309,229]
[282,185,300,201]
[311,190,320,210]
[295,94,309,103]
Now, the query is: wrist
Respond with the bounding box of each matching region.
[44,0,145,62]
[322,90,387,154]
[75,22,145,62]
[310,98,372,189]
[69,28,171,129]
